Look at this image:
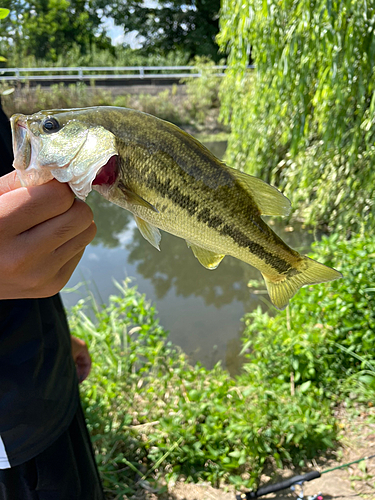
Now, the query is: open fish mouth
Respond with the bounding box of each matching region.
[11,114,54,187]
[11,116,31,172]
[10,112,119,198]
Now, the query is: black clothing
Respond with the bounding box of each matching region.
[0,99,13,176]
[0,404,104,500]
[0,296,80,467]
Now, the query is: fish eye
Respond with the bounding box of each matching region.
[42,117,60,133]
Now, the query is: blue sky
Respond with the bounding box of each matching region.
[101,0,159,48]
[102,17,142,48]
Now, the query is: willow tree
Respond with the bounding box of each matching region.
[218,1,375,234]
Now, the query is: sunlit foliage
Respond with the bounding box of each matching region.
[0,0,111,62]
[95,0,221,62]
[70,280,337,495]
[218,0,375,234]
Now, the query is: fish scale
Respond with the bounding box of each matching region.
[10,106,342,309]
[116,139,295,274]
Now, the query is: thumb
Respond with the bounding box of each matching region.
[0,170,22,196]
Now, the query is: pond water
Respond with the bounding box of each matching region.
[61,141,314,374]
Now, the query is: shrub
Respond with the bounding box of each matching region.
[68,278,341,497]
[241,233,375,403]
[218,0,375,234]
[182,57,223,124]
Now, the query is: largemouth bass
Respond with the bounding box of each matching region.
[10,106,341,309]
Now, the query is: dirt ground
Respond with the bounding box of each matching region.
[147,409,375,500]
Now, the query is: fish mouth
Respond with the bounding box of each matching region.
[10,114,54,187]
[11,115,31,171]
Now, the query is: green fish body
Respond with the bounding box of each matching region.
[10,106,342,309]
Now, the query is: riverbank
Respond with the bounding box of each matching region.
[160,409,375,499]
[81,407,375,499]
[67,234,375,499]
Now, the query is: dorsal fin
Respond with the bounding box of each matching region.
[228,168,291,216]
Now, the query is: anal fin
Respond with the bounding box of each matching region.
[187,241,225,270]
[134,216,161,251]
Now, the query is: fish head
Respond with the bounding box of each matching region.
[11,108,118,200]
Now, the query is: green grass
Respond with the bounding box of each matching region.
[64,241,370,497]
[66,234,375,497]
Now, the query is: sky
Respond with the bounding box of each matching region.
[101,0,160,48]
[101,17,142,48]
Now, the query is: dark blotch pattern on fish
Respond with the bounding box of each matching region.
[220,224,292,274]
[197,208,223,229]
[159,126,234,189]
[117,137,294,275]
[144,171,199,216]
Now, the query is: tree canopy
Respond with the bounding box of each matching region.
[0,0,221,63]
[0,0,111,62]
[218,0,375,234]
[95,0,221,62]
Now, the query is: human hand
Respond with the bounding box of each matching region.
[0,171,97,299]
[71,336,92,383]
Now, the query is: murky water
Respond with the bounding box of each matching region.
[61,141,314,374]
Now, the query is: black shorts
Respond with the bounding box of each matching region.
[0,402,105,500]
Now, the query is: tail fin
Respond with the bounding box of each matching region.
[262,257,342,310]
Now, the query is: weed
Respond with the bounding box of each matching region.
[68,277,343,497]
[182,56,223,124]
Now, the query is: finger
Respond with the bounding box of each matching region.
[38,249,86,298]
[21,199,95,253]
[51,221,97,269]
[0,171,22,196]
[0,180,75,235]
[77,364,91,383]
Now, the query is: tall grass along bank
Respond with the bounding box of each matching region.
[67,235,375,497]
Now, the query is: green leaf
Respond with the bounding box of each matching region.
[358,375,375,386]
[358,460,367,473]
[228,450,241,458]
[0,8,9,19]
[299,381,312,393]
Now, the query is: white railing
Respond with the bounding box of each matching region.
[0,64,254,82]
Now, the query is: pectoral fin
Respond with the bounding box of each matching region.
[187,242,225,270]
[134,216,161,250]
[229,169,291,216]
[118,182,159,213]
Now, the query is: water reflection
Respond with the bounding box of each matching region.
[126,229,258,308]
[88,191,131,248]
